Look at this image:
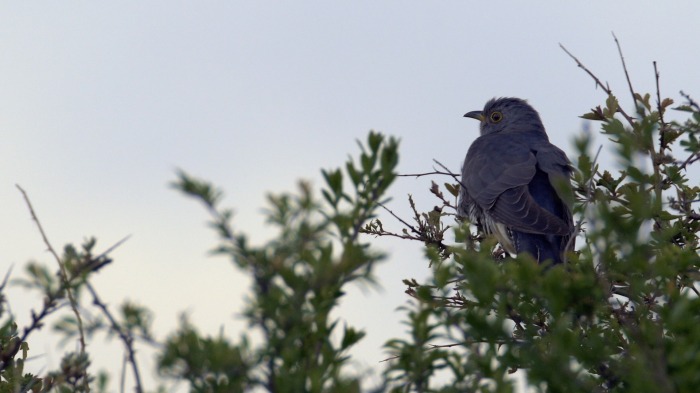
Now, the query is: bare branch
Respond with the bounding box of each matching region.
[398,170,456,178]
[377,200,421,237]
[16,184,90,392]
[679,153,700,171]
[654,62,666,127]
[432,160,460,181]
[559,43,635,125]
[613,32,638,110]
[680,90,700,111]
[86,281,144,393]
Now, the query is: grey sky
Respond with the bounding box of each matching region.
[1,2,698,391]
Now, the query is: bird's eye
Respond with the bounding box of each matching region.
[490,111,503,123]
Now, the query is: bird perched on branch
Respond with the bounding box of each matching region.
[458,97,574,264]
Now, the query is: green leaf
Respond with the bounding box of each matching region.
[604,94,619,118]
[581,107,606,121]
[445,182,459,198]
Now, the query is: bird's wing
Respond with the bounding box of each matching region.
[532,145,576,245]
[534,145,575,209]
[463,136,571,236]
[492,182,571,235]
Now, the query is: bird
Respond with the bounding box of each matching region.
[458,97,574,264]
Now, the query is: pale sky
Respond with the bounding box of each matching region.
[1,2,699,391]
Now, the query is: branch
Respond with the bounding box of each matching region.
[16,185,90,392]
[398,170,456,178]
[1,291,57,371]
[86,282,144,393]
[679,153,700,171]
[379,339,510,363]
[612,32,638,112]
[377,201,421,236]
[432,159,462,186]
[654,62,667,129]
[559,43,635,125]
[680,90,700,111]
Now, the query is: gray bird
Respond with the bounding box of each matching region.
[458,97,574,264]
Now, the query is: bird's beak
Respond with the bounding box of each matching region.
[464,110,484,122]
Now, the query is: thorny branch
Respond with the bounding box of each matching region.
[680,90,700,111]
[559,43,636,126]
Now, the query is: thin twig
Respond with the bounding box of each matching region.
[117,355,126,393]
[676,94,700,171]
[429,181,458,211]
[1,263,93,372]
[398,170,456,178]
[612,32,638,111]
[377,201,421,236]
[581,142,616,302]
[679,153,700,171]
[432,159,470,211]
[98,235,132,259]
[0,265,12,292]
[86,281,144,393]
[653,61,673,228]
[16,185,90,392]
[432,160,461,183]
[379,339,510,363]
[564,145,603,258]
[4,295,57,371]
[642,59,664,225]
[559,43,635,125]
[680,90,700,111]
[653,62,667,129]
[365,229,421,242]
[427,342,464,350]
[688,285,700,298]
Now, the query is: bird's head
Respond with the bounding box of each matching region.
[464,97,545,136]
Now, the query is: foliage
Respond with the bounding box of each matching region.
[1,131,399,393]
[371,61,700,391]
[161,131,398,392]
[1,239,129,392]
[1,50,699,393]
